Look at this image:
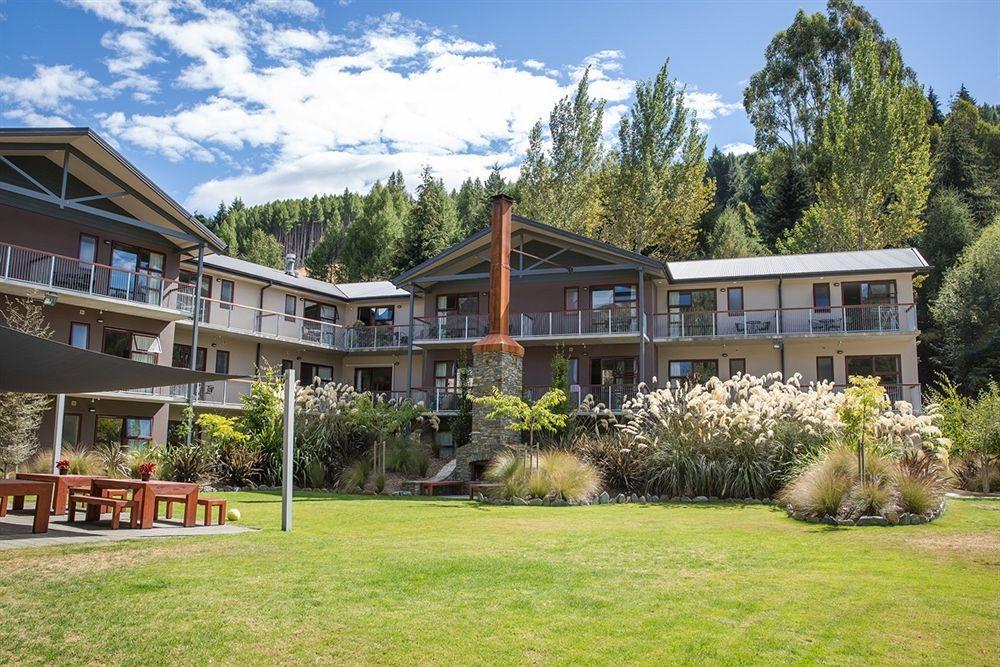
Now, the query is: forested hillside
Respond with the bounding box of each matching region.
[198,0,999,391]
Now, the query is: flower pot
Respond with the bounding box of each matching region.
[140,473,151,482]
[58,468,68,476]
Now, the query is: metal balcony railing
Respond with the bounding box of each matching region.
[337,324,409,350]
[523,384,638,412]
[0,242,194,310]
[509,307,642,338]
[653,304,917,339]
[413,314,489,342]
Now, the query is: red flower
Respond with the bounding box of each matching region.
[56,459,70,471]
[138,461,157,475]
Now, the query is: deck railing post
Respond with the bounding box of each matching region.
[3,245,10,278]
[48,255,56,287]
[775,309,780,335]
[89,264,95,294]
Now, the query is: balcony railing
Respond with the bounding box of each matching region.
[337,324,409,350]
[832,383,922,407]
[523,384,638,412]
[653,304,917,339]
[168,379,255,407]
[412,387,467,412]
[0,242,193,310]
[509,307,641,338]
[414,314,489,342]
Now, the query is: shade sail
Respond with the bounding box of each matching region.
[0,325,246,393]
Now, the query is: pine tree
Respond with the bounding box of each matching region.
[397,166,458,272]
[706,147,739,209]
[454,177,488,239]
[484,164,507,197]
[304,206,344,281]
[760,153,813,247]
[705,204,769,258]
[934,98,1000,227]
[516,121,553,222]
[927,87,945,126]
[241,228,285,269]
[342,181,405,281]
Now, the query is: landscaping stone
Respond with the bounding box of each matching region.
[821,514,837,526]
[899,513,912,525]
[616,494,626,504]
[552,499,567,507]
[693,496,709,502]
[709,496,719,501]
[513,496,527,505]
[837,518,855,526]
[630,494,639,503]
[910,515,928,525]
[528,498,543,506]
[598,491,610,504]
[670,496,680,502]
[649,495,659,503]
[857,515,889,527]
[680,496,692,503]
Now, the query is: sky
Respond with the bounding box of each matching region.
[1,0,997,215]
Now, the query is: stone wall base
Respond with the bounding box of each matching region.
[455,349,523,481]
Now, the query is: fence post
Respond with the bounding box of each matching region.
[282,368,295,532]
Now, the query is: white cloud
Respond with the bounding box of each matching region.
[250,0,321,20]
[0,64,99,111]
[523,59,545,70]
[2,108,74,127]
[722,142,756,156]
[685,90,742,121]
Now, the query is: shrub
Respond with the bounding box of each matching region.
[304,459,327,488]
[161,445,211,483]
[485,449,600,501]
[338,459,371,491]
[845,479,896,520]
[215,443,262,487]
[385,436,430,477]
[62,445,100,475]
[95,442,130,477]
[896,452,948,514]
[777,446,856,517]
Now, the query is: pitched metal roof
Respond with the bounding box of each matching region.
[665,248,930,283]
[335,281,410,300]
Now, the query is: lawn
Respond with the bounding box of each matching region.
[1,494,998,666]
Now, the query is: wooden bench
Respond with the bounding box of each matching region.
[198,498,227,526]
[157,494,193,521]
[468,482,502,500]
[67,494,139,529]
[418,480,467,496]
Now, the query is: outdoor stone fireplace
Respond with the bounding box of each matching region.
[455,194,524,481]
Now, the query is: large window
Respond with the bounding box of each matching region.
[70,322,90,349]
[303,300,337,323]
[845,355,901,385]
[179,269,212,321]
[590,357,637,387]
[357,305,394,326]
[842,280,897,306]
[96,416,152,450]
[436,294,478,316]
[172,343,206,371]
[727,287,744,314]
[729,358,746,377]
[301,362,333,383]
[104,329,159,364]
[564,287,579,311]
[61,414,81,447]
[813,283,831,313]
[78,233,97,264]
[109,243,164,305]
[214,350,230,374]
[355,367,392,392]
[284,294,296,322]
[668,359,719,384]
[219,279,235,310]
[592,284,637,309]
[668,289,716,336]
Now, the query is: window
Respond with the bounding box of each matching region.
[219,279,234,310]
[729,358,746,377]
[78,234,97,263]
[96,416,152,450]
[813,283,831,313]
[69,322,89,349]
[61,414,81,447]
[842,281,897,306]
[281,359,294,374]
[284,294,296,322]
[355,367,392,392]
[303,300,337,323]
[668,360,719,384]
[727,287,744,314]
[816,356,835,383]
[846,355,901,386]
[434,361,458,390]
[214,350,230,374]
[436,294,478,316]
[172,343,206,371]
[357,305,395,326]
[590,357,637,386]
[668,289,717,336]
[104,329,159,364]
[564,287,579,311]
[592,284,637,309]
[301,362,333,383]
[109,243,164,305]
[568,358,579,385]
[179,270,212,321]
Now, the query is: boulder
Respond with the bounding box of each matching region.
[528,498,543,506]
[616,494,626,504]
[692,495,709,503]
[598,491,610,504]
[837,518,855,526]
[910,514,928,525]
[551,499,567,507]
[821,514,837,526]
[857,515,889,527]
[512,496,527,506]
[649,495,659,503]
[898,513,912,526]
[680,496,692,503]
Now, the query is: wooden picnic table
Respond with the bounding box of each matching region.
[15,473,96,515]
[0,479,53,533]
[418,479,467,496]
[468,482,502,500]
[88,479,199,529]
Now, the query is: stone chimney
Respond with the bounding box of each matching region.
[457,193,525,481]
[284,253,296,276]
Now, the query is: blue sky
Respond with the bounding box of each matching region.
[1,0,996,214]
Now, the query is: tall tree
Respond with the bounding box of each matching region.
[397,166,458,272]
[782,33,930,252]
[743,0,906,163]
[242,228,285,270]
[931,217,1000,393]
[760,151,814,246]
[704,204,769,259]
[453,177,489,239]
[304,205,345,281]
[342,181,405,281]
[706,147,739,209]
[0,297,53,475]
[933,97,1000,227]
[599,59,714,259]
[517,121,554,223]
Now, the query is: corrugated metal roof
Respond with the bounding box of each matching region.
[666,248,929,283]
[336,281,410,300]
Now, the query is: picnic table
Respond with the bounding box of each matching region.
[0,479,53,533]
[15,473,96,515]
[468,482,502,500]
[88,478,199,529]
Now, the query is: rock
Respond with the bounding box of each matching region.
[856,515,889,527]
[749,499,762,505]
[528,498,543,506]
[821,514,837,526]
[551,499,567,507]
[898,513,912,526]
[805,516,821,524]
[649,495,659,503]
[616,494,626,504]
[680,496,692,503]
[542,499,552,506]
[837,518,855,526]
[629,493,639,503]
[670,496,681,502]
[762,498,773,505]
[693,495,709,503]
[581,499,591,506]
[709,496,719,501]
[598,491,610,504]
[910,514,928,525]
[512,496,528,505]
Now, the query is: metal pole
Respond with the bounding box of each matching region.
[51,394,65,473]
[282,368,295,532]
[638,270,646,385]
[406,287,415,400]
[186,243,206,445]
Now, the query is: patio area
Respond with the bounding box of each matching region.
[0,501,251,550]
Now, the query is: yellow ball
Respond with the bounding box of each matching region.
[227,508,241,522]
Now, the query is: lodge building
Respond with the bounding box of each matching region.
[0,129,928,453]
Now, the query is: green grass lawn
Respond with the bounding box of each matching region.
[1,494,998,666]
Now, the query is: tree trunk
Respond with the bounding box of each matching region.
[983,454,991,494]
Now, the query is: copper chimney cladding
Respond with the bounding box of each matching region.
[472,194,524,357]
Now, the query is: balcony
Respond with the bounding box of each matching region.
[177,297,407,351]
[0,242,193,317]
[652,304,917,341]
[524,384,638,413]
[168,379,254,408]
[412,387,466,413]
[414,307,643,344]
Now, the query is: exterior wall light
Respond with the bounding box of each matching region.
[42,292,58,306]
